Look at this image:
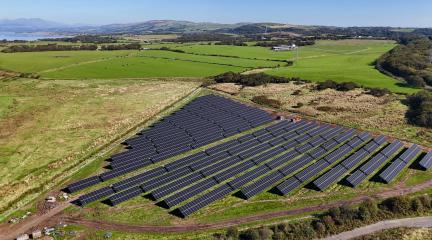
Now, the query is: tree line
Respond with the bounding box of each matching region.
[376,36,432,88]
[213,72,300,87]
[1,43,142,53]
[41,35,118,43]
[215,194,432,240]
[1,43,98,53]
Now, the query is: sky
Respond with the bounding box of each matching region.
[1,0,432,27]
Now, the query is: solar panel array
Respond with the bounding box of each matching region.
[65,94,272,193]
[65,95,431,218]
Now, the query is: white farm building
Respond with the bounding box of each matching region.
[272,44,297,51]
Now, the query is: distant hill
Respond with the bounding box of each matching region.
[1,18,431,38]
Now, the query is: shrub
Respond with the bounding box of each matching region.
[257,227,273,240]
[252,95,282,108]
[366,87,391,97]
[337,82,360,91]
[316,80,338,90]
[226,226,239,239]
[418,195,432,209]
[316,80,360,91]
[239,229,260,240]
[381,196,411,214]
[406,91,432,128]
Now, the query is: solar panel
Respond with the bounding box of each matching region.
[141,167,193,192]
[176,184,233,217]
[66,176,101,193]
[380,140,404,157]
[200,156,241,177]
[274,177,302,195]
[238,143,272,160]
[150,171,205,200]
[346,170,367,187]
[228,165,270,189]
[161,178,218,208]
[164,151,208,172]
[341,149,369,170]
[419,151,432,170]
[378,159,407,183]
[313,165,347,191]
[112,167,167,192]
[398,145,421,163]
[359,153,387,174]
[278,155,314,176]
[250,146,286,165]
[295,159,330,182]
[108,186,143,206]
[324,145,352,164]
[239,171,285,199]
[78,186,115,206]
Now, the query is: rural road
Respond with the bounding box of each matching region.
[322,216,432,240]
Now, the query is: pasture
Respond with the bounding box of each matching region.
[0,39,418,93]
[0,78,200,219]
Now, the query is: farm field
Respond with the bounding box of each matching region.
[0,78,200,220]
[0,50,135,73]
[0,39,418,94]
[41,50,282,79]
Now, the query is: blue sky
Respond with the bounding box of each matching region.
[2,0,432,27]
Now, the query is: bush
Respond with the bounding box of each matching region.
[381,196,411,214]
[226,226,239,239]
[337,82,360,91]
[239,229,259,240]
[316,80,360,91]
[257,227,273,240]
[366,87,391,97]
[252,95,282,108]
[406,91,432,128]
[316,80,338,90]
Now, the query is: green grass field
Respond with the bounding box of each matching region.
[0,78,200,220]
[0,39,419,93]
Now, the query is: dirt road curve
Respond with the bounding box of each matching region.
[2,180,432,240]
[323,216,432,240]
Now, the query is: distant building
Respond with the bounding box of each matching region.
[272,44,297,51]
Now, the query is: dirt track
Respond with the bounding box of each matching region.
[7,179,428,238]
[1,176,431,240]
[323,216,432,240]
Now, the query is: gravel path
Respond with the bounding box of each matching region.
[322,216,432,240]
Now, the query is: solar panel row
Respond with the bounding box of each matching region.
[419,151,432,170]
[346,140,404,187]
[379,145,421,183]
